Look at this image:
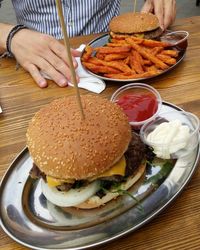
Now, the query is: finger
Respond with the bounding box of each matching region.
[71,48,81,57]
[36,57,68,87]
[26,64,48,88]
[172,0,177,23]
[163,0,175,29]
[153,0,165,30]
[68,53,79,69]
[76,75,80,83]
[141,0,154,13]
[49,40,79,68]
[70,50,81,68]
[43,49,75,81]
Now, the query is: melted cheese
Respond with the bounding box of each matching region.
[46,176,75,187]
[97,155,126,178]
[88,155,126,181]
[47,155,126,187]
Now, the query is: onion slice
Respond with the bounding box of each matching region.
[41,179,100,207]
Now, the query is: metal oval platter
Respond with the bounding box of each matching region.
[0,102,199,250]
[81,32,187,82]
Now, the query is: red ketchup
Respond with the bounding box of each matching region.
[116,93,158,123]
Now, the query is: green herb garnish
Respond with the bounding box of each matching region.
[99,181,144,213]
[145,161,174,187]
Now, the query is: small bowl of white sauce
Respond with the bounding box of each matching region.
[140,110,199,159]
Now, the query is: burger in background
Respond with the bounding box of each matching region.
[109,12,163,39]
[27,95,147,209]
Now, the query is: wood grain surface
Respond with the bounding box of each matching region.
[0,16,200,250]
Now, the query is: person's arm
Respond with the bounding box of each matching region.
[0,23,13,54]
[0,23,81,88]
[141,0,176,30]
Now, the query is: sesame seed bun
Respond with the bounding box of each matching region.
[26,95,132,180]
[109,12,160,34]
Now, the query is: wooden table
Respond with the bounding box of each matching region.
[0,16,200,250]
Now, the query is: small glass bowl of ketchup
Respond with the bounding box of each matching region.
[110,83,162,130]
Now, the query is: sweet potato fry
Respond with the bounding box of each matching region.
[142,39,170,48]
[126,36,170,47]
[87,57,104,65]
[110,32,131,40]
[105,61,133,73]
[107,42,127,47]
[126,38,169,70]
[143,59,152,65]
[82,62,121,74]
[94,46,131,54]
[123,56,130,66]
[87,57,132,73]
[161,49,179,57]
[156,54,177,65]
[82,45,93,61]
[129,53,144,74]
[104,53,129,61]
[95,52,105,60]
[151,47,164,55]
[124,36,143,44]
[144,65,161,74]
[104,72,153,79]
[110,33,145,41]
[132,50,144,65]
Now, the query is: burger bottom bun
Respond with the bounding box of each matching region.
[76,163,146,209]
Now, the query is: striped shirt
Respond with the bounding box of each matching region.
[1,0,121,39]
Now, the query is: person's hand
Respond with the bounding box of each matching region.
[11,29,81,88]
[141,0,176,30]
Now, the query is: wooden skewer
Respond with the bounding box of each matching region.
[133,0,137,13]
[55,0,85,119]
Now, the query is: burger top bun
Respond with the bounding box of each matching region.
[26,95,131,180]
[109,12,160,34]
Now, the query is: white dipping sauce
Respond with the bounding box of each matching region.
[147,119,190,159]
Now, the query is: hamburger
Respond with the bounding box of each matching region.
[109,12,163,39]
[27,95,146,209]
